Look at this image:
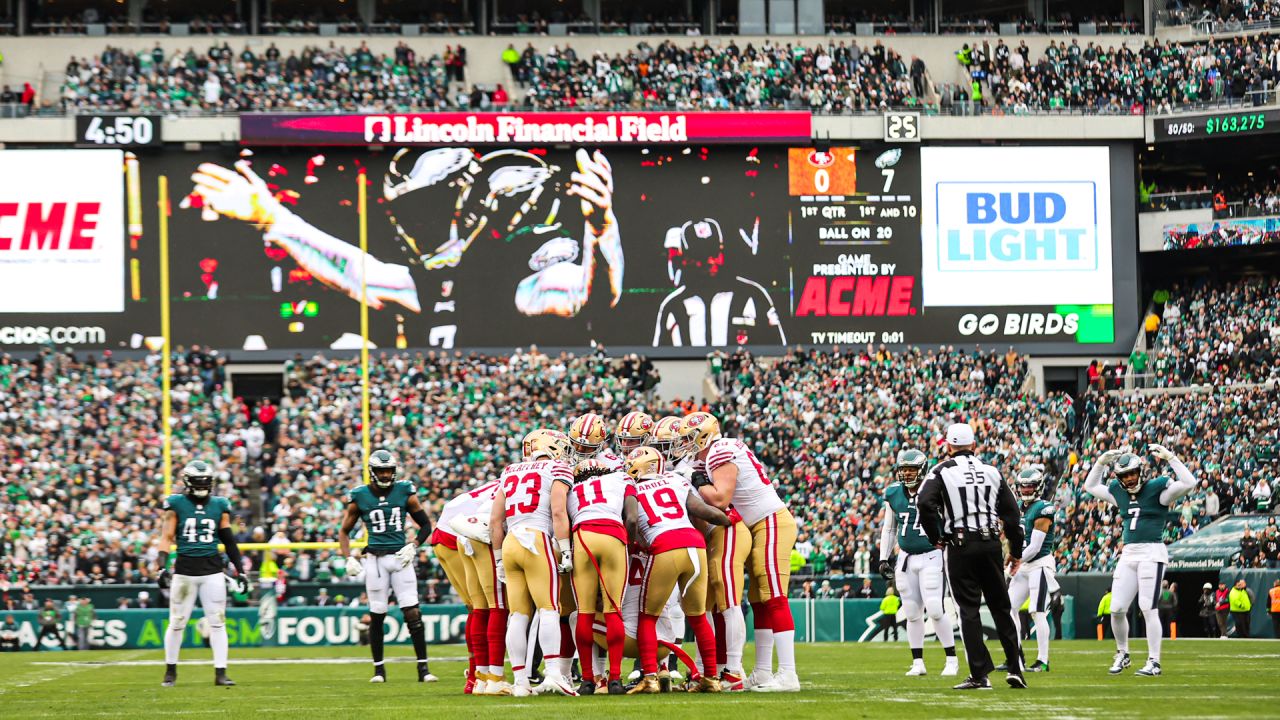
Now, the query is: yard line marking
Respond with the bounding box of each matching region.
[33,655,469,668]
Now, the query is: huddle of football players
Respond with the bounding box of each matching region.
[430,410,802,696]
[157,411,1195,691]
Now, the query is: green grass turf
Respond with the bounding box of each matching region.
[1,640,1276,719]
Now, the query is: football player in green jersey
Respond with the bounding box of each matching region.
[155,460,248,687]
[877,448,958,677]
[1006,466,1059,673]
[338,449,437,683]
[1084,443,1196,677]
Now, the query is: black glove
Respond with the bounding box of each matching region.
[157,568,171,590]
[690,470,712,489]
[878,560,895,581]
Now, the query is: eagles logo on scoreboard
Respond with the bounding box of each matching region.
[788,148,857,196]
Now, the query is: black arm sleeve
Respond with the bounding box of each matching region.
[217,526,244,573]
[411,508,433,546]
[915,470,945,546]
[996,481,1025,550]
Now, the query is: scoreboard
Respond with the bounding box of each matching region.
[0,143,1132,353]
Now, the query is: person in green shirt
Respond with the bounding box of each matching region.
[1084,445,1197,677]
[339,449,437,684]
[876,586,901,641]
[74,598,95,651]
[155,460,248,687]
[1005,466,1058,673]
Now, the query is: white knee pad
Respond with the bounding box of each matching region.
[900,600,924,622]
[207,608,226,628]
[921,568,946,619]
[169,614,188,628]
[368,599,390,614]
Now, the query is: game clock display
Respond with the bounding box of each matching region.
[76,115,162,147]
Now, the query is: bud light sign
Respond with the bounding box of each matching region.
[920,147,1113,308]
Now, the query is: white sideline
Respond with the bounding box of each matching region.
[32,655,470,668]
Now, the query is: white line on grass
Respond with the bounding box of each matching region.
[32,655,470,668]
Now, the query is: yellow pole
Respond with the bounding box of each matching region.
[359,169,370,484]
[160,175,173,497]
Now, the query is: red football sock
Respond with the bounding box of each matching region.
[767,596,795,632]
[751,601,770,632]
[688,613,719,678]
[487,608,508,674]
[471,608,490,671]
[559,617,575,660]
[574,613,597,682]
[638,613,660,675]
[714,611,728,667]
[605,612,625,681]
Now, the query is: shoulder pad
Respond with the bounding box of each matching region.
[1038,503,1057,518]
[397,480,417,493]
[163,494,181,511]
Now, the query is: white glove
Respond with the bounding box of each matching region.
[1148,443,1176,462]
[344,555,364,579]
[494,551,507,584]
[186,160,283,227]
[555,539,573,574]
[1097,449,1124,466]
[394,543,417,569]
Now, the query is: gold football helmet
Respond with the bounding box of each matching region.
[680,412,722,456]
[568,413,610,458]
[650,416,684,460]
[522,428,571,461]
[615,412,655,454]
[624,446,666,480]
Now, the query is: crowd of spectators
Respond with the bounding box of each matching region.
[1146,276,1280,386]
[2,281,1277,597]
[1141,174,1280,218]
[1161,0,1280,30]
[958,34,1280,114]
[58,41,469,113]
[506,38,929,111]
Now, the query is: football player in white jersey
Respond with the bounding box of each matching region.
[683,412,800,692]
[434,480,503,694]
[488,428,578,696]
[624,447,730,694]
[567,413,626,470]
[567,458,640,694]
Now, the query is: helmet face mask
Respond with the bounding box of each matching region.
[1113,453,1145,493]
[568,413,610,461]
[369,449,398,490]
[650,416,684,462]
[183,460,214,500]
[894,448,927,491]
[615,412,655,455]
[680,413,722,458]
[1016,467,1044,503]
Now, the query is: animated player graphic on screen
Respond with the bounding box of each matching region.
[185,148,623,348]
[652,218,785,347]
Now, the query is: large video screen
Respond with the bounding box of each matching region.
[0,144,1133,352]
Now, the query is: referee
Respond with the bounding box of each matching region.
[917,423,1026,690]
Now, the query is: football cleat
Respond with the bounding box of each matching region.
[487,680,515,696]
[657,668,672,693]
[626,674,661,694]
[512,680,532,697]
[906,660,927,676]
[994,663,1008,672]
[750,669,800,693]
[1027,660,1049,673]
[464,670,475,695]
[720,671,744,691]
[627,669,642,682]
[953,676,992,690]
[941,657,959,676]
[608,679,625,695]
[1108,652,1131,675]
[533,671,579,696]
[369,675,386,684]
[1135,659,1162,677]
[161,664,177,687]
[577,680,596,695]
[1006,673,1027,689]
[743,669,775,689]
[688,675,722,693]
[419,672,439,683]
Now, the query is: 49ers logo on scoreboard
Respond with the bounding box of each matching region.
[788,147,857,196]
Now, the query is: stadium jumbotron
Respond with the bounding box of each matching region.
[0,0,1277,717]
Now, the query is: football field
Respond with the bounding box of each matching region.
[2,640,1276,719]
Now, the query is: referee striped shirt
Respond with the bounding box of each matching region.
[916,452,1023,549]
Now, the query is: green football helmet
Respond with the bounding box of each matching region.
[182,460,214,499]
[1016,466,1045,503]
[369,449,398,489]
[1113,453,1145,494]
[895,448,928,490]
